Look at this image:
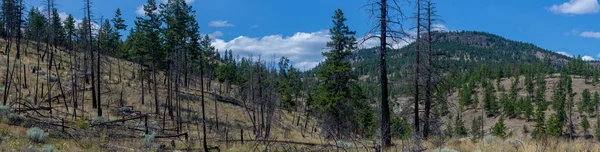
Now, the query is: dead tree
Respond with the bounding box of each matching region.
[365,0,409,147]
[84,0,98,112]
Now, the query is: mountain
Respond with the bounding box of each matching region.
[351,31,573,77]
[339,31,579,98]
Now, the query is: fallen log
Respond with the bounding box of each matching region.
[218,139,347,148]
[14,106,52,112]
[154,132,188,139]
[91,114,147,126]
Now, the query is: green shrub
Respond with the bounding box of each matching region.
[504,139,523,149]
[484,135,497,144]
[24,144,57,152]
[91,116,109,124]
[0,105,13,115]
[27,127,48,143]
[7,113,26,124]
[391,116,411,139]
[41,144,58,152]
[432,148,459,152]
[116,107,132,115]
[142,133,155,148]
[74,118,90,129]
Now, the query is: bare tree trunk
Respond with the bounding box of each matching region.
[86,0,98,111]
[97,19,103,117]
[200,56,208,152]
[423,0,437,139]
[414,0,422,134]
[379,0,392,147]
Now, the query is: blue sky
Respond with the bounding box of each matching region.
[24,0,600,68]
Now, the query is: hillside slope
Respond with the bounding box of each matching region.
[0,39,324,151]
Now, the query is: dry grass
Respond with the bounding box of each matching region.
[416,137,600,152]
[1,38,332,151]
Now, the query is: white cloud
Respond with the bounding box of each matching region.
[549,0,600,15]
[211,24,448,70]
[209,20,235,27]
[597,53,600,58]
[58,12,99,33]
[212,30,331,69]
[250,25,259,28]
[433,24,448,32]
[580,31,600,38]
[556,51,597,61]
[136,5,146,16]
[58,12,68,22]
[208,31,224,39]
[358,34,412,49]
[582,55,596,61]
[358,24,447,49]
[557,51,573,57]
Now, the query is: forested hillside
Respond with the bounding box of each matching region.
[347,31,577,100]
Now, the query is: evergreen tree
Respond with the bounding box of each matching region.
[519,97,533,120]
[535,73,548,111]
[314,9,363,138]
[484,80,498,116]
[492,116,507,138]
[471,116,483,140]
[596,116,600,141]
[278,57,295,110]
[501,93,516,117]
[454,113,468,137]
[50,8,65,46]
[458,83,473,109]
[63,14,75,47]
[594,92,600,115]
[525,69,534,99]
[546,114,563,137]
[580,89,593,115]
[111,8,127,55]
[532,100,546,139]
[593,68,599,85]
[582,115,590,136]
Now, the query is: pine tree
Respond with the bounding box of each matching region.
[501,93,516,118]
[492,116,507,138]
[459,84,473,109]
[582,115,590,136]
[546,114,563,137]
[484,80,498,116]
[531,100,546,139]
[137,0,162,113]
[471,116,483,140]
[51,8,65,46]
[314,9,363,138]
[580,89,593,115]
[596,116,600,141]
[593,68,599,85]
[525,70,534,99]
[63,14,75,47]
[454,113,468,137]
[520,97,533,120]
[594,92,600,116]
[535,74,547,111]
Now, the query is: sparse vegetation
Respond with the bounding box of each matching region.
[26,127,48,143]
[0,0,598,151]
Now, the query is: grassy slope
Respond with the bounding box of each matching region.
[0,39,328,151]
